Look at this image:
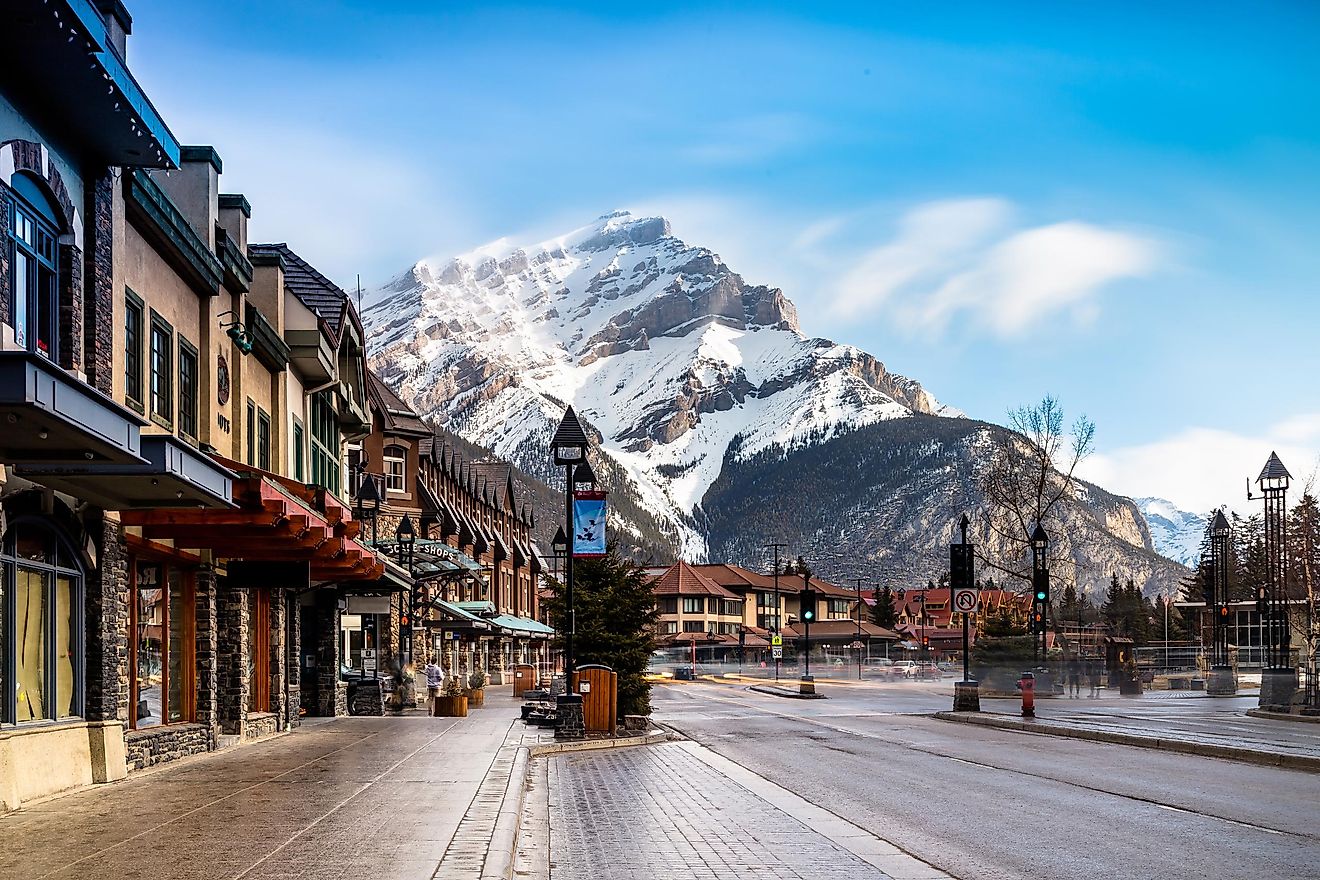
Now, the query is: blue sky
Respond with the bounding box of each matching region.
[130,0,1320,512]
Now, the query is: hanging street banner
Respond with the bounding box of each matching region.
[572,490,608,557]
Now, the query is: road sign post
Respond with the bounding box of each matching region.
[951,514,980,712]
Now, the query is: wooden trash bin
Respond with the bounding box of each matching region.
[572,664,618,734]
[513,664,537,698]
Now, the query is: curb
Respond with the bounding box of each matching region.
[1247,708,1320,724]
[481,745,529,880]
[527,729,672,758]
[749,685,827,700]
[933,711,1320,773]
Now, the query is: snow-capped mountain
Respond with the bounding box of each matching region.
[363,210,1188,596]
[364,211,957,557]
[1135,498,1207,567]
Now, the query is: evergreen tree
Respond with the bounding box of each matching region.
[871,586,899,629]
[541,543,659,719]
[1059,583,1080,625]
[1102,573,1123,632]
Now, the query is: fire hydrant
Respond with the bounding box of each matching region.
[1019,671,1035,717]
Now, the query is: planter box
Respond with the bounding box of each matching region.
[1119,677,1143,696]
[467,688,485,708]
[434,695,468,717]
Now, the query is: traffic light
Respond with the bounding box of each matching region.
[1031,609,1045,633]
[1218,605,1230,621]
[1256,589,1268,616]
[798,588,817,624]
[1032,568,1049,605]
[950,543,974,591]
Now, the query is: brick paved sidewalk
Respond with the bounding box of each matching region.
[545,742,947,880]
[0,703,524,880]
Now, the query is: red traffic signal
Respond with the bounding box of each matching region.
[400,614,410,627]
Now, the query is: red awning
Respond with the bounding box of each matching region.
[121,457,383,581]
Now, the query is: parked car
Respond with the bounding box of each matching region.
[863,658,896,679]
[916,662,941,680]
[891,660,921,678]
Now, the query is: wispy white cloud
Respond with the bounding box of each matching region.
[679,113,817,165]
[830,199,1160,337]
[1079,417,1320,515]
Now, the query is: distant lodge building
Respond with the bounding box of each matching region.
[648,562,901,664]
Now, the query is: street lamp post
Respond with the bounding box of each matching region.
[551,525,567,682]
[767,542,786,682]
[1250,452,1295,709]
[550,407,589,739]
[852,578,865,681]
[396,515,416,678]
[1207,510,1236,695]
[355,473,382,545]
[1031,525,1050,665]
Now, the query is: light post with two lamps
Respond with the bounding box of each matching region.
[549,407,591,739]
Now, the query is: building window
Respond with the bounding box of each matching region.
[8,183,60,361]
[257,408,271,471]
[660,621,678,635]
[829,599,850,619]
[2,520,83,724]
[178,338,198,440]
[658,597,677,615]
[310,391,340,496]
[129,560,195,729]
[124,289,144,409]
[292,420,305,482]
[682,620,705,633]
[707,597,719,614]
[722,600,742,617]
[149,311,173,425]
[384,445,406,493]
[681,597,703,615]
[245,400,256,466]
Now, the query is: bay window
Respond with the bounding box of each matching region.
[8,181,60,361]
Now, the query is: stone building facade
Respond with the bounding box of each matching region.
[1,1,382,810]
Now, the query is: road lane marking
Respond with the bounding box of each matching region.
[658,684,1307,841]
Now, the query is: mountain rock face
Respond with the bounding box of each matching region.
[363,211,1187,597]
[1134,498,1207,568]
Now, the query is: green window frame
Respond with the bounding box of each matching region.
[245,400,256,467]
[257,407,271,471]
[124,289,145,411]
[178,337,198,441]
[310,391,340,496]
[148,310,173,427]
[291,419,305,482]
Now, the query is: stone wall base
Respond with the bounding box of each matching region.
[243,712,280,741]
[125,723,215,771]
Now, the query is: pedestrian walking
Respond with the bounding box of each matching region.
[424,660,444,715]
[1087,657,1101,698]
[1066,654,1081,698]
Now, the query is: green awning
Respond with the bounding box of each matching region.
[431,598,490,630]
[491,614,555,639]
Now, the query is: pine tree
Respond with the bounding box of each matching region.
[871,586,899,629]
[1059,583,1079,625]
[541,543,659,718]
[1102,573,1123,632]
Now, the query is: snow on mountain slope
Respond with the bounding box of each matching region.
[363,211,958,557]
[1134,497,1206,567]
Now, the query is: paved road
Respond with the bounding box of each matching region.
[653,679,1320,880]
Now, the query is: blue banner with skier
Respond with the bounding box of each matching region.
[572,491,607,557]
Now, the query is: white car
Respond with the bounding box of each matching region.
[891,660,921,678]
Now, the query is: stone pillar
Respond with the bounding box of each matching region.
[555,695,585,740]
[84,514,129,724]
[1206,666,1237,697]
[194,566,219,731]
[953,680,981,712]
[285,591,301,729]
[269,591,287,727]
[0,182,11,326]
[1259,668,1298,712]
[58,243,83,373]
[84,173,115,395]
[310,590,342,717]
[216,583,248,735]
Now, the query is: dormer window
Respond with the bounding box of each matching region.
[384,445,406,493]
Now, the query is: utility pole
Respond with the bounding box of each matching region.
[853,577,865,680]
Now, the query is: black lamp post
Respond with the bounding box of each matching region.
[355,474,382,545]
[551,525,567,680]
[396,515,416,674]
[550,407,588,737]
[1250,452,1295,708]
[852,578,865,680]
[1206,510,1236,695]
[1030,525,1050,663]
[767,543,786,682]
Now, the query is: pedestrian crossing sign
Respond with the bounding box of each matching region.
[771,634,783,647]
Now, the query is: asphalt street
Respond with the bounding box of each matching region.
[652,678,1320,880]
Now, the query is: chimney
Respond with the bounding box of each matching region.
[219,194,250,253]
[155,145,221,251]
[93,1,133,60]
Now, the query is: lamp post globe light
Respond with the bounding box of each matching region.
[355,473,382,545]
[549,407,589,739]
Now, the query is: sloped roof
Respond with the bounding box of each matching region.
[1259,451,1293,483]
[652,561,739,599]
[367,371,431,437]
[693,563,779,591]
[249,242,359,341]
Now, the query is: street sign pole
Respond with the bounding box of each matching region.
[951,514,980,712]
